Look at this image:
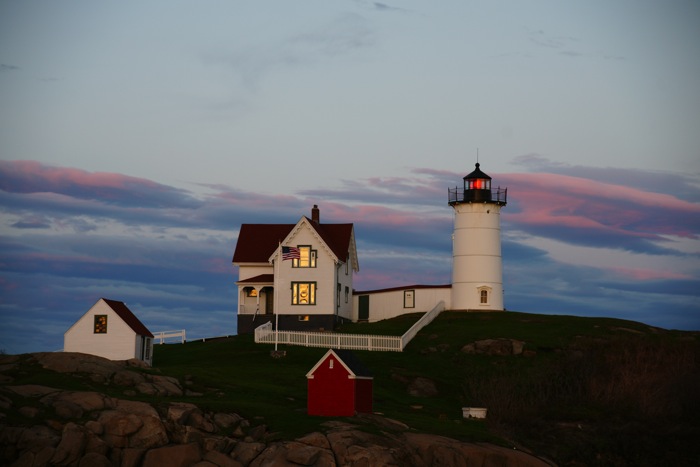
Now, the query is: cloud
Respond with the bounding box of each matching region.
[0,64,20,72]
[372,2,410,13]
[0,160,698,355]
[0,160,200,209]
[206,13,375,97]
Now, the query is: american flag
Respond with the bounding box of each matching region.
[282,246,301,261]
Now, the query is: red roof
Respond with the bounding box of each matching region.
[102,298,154,338]
[237,274,274,284]
[232,218,354,264]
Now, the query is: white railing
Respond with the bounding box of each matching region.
[153,329,186,344]
[255,322,402,352]
[401,301,445,349]
[253,300,445,352]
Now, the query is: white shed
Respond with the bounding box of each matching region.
[64,298,154,366]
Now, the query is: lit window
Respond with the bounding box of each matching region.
[480,289,488,304]
[247,288,258,297]
[293,246,317,268]
[469,179,491,190]
[292,282,316,305]
[94,315,107,334]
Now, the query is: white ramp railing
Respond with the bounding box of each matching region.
[154,329,187,344]
[253,300,445,352]
[401,301,445,350]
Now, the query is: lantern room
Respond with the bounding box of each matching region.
[448,162,507,206]
[464,162,492,201]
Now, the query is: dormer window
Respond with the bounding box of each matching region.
[292,246,317,268]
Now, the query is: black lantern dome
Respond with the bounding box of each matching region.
[448,162,507,206]
[462,162,493,202]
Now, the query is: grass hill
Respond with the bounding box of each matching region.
[153,311,700,466]
[6,310,700,465]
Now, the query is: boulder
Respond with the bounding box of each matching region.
[204,450,244,467]
[461,338,526,356]
[142,442,201,467]
[407,376,439,397]
[231,441,265,465]
[78,452,112,467]
[50,422,87,466]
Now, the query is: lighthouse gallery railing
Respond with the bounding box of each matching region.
[448,187,507,205]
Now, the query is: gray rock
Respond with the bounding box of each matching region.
[407,376,439,397]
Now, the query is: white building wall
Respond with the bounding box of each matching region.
[352,287,451,322]
[64,300,138,361]
[238,264,273,281]
[336,258,354,320]
[277,226,338,316]
[451,203,504,310]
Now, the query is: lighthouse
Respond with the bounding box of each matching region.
[448,163,507,311]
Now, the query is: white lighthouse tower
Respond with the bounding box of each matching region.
[448,163,508,311]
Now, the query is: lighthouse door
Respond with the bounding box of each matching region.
[358,295,369,321]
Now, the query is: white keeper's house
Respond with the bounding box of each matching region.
[232,205,358,334]
[232,163,508,334]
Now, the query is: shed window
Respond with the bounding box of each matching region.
[94,315,107,333]
[144,338,152,360]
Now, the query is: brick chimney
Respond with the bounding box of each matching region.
[311,204,320,223]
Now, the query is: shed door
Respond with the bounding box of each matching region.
[358,295,369,321]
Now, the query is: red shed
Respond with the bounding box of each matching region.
[306,349,373,416]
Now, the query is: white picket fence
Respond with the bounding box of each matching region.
[254,301,445,352]
[153,329,186,344]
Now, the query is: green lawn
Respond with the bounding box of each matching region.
[152,310,698,451]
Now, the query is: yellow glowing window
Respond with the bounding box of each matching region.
[293,246,316,268]
[94,315,107,333]
[292,282,316,305]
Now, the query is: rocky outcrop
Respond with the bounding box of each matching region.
[461,338,526,356]
[0,353,553,467]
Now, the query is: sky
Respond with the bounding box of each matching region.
[1,1,699,355]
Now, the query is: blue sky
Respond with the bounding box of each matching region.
[1,1,699,355]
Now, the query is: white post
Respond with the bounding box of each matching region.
[275,242,280,352]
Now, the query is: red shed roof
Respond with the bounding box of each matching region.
[232,218,354,264]
[102,298,154,338]
[306,349,373,379]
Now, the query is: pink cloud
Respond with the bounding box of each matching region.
[498,173,700,239]
[0,160,160,192]
[608,266,693,282]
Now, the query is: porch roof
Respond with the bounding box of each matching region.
[237,274,274,285]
